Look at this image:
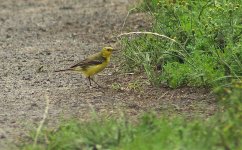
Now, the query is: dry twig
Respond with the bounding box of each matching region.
[33,93,50,147]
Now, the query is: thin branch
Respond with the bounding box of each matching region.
[121,7,137,32]
[117,31,186,51]
[33,93,50,147]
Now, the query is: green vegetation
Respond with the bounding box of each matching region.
[21,1,242,150]
[22,81,242,150]
[122,0,241,88]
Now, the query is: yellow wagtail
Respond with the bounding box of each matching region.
[55,47,114,87]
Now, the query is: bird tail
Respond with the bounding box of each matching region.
[54,68,72,72]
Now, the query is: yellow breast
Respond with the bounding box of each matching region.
[81,60,109,77]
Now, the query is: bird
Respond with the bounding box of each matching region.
[55,47,114,87]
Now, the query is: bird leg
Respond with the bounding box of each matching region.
[88,77,102,88]
[88,77,92,86]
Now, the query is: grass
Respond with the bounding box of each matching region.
[21,81,242,150]
[121,0,242,88]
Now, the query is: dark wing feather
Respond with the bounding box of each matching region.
[70,56,106,69]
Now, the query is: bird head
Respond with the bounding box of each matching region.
[101,47,114,58]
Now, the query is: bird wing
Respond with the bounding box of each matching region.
[70,53,106,69]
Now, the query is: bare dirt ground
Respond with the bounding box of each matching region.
[0,0,217,149]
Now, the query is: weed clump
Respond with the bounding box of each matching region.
[122,0,242,88]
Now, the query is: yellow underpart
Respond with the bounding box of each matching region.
[73,59,109,77]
